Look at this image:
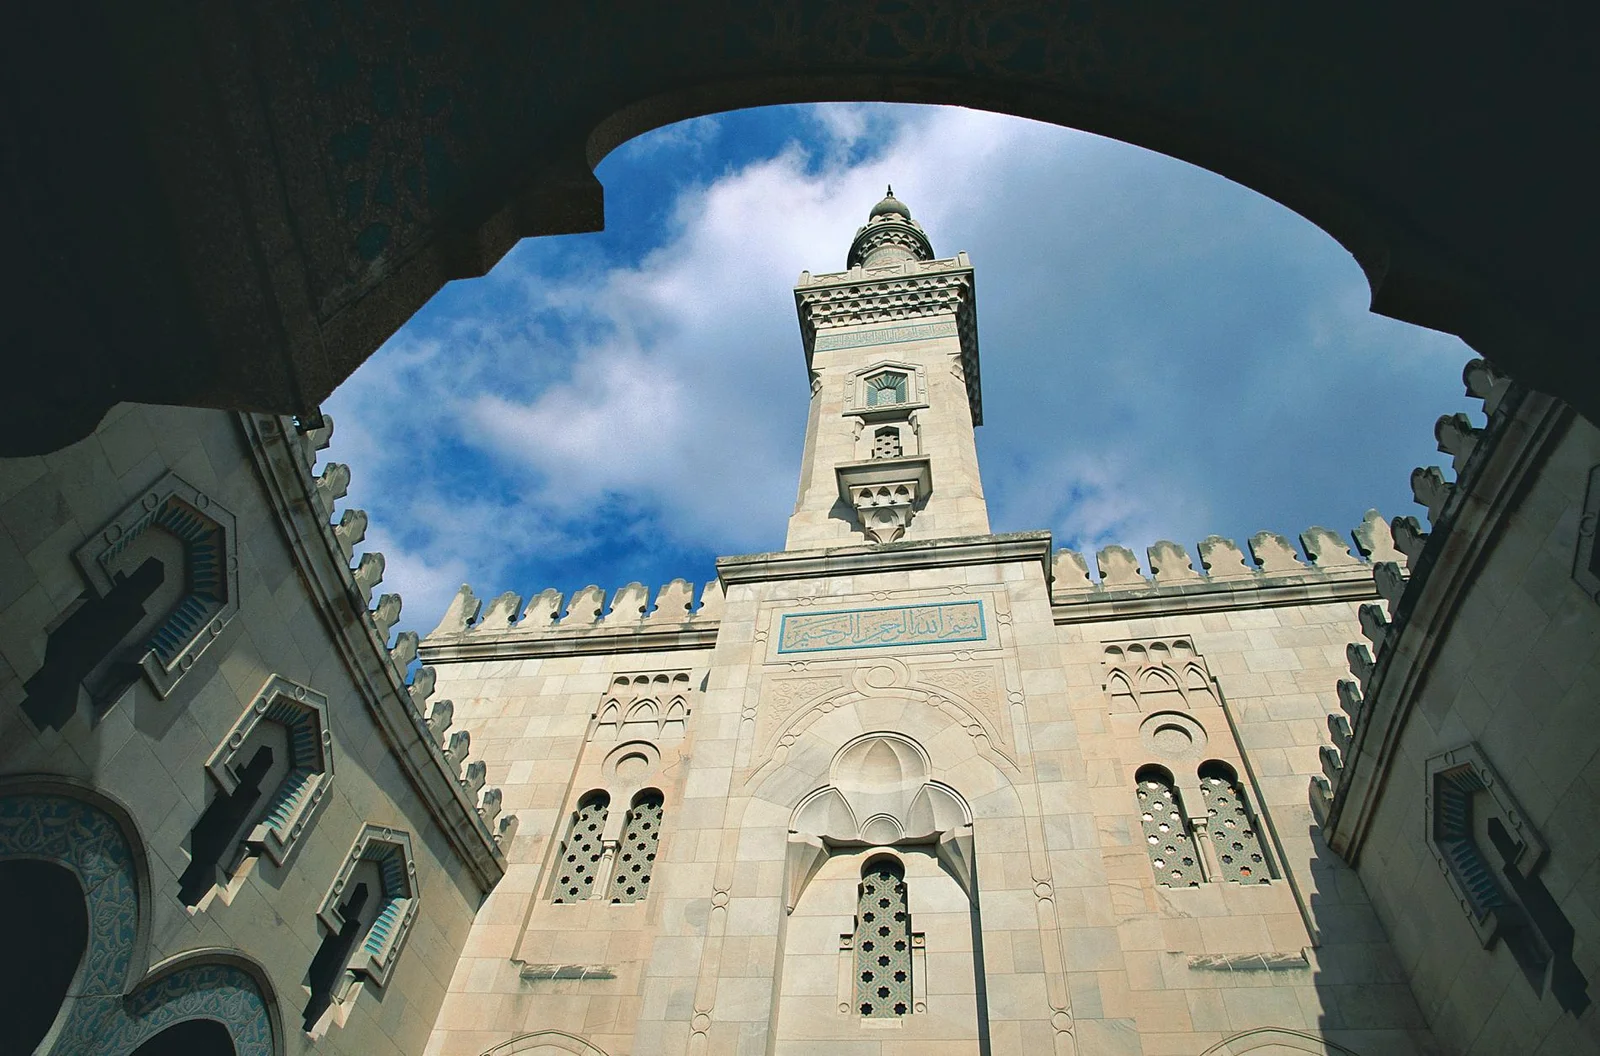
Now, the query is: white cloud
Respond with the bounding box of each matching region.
[325,103,1473,624]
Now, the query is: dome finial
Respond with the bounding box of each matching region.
[868,187,912,221]
[886,184,894,197]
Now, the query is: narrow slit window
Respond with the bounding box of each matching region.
[854,857,912,1017]
[552,791,609,903]
[611,790,663,903]
[1136,765,1202,888]
[1199,760,1273,883]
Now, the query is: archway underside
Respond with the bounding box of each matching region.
[5,2,1594,453]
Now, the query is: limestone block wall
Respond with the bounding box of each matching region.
[787,256,991,550]
[419,581,723,1056]
[1318,364,1600,1053]
[0,403,507,1056]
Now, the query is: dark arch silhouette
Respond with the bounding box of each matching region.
[131,1018,238,1056]
[2,5,1595,453]
[0,859,88,1054]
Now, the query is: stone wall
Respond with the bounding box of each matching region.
[0,403,507,1055]
[1319,366,1600,1053]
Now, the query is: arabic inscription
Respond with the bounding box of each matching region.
[776,601,985,654]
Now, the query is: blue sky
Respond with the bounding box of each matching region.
[323,103,1475,629]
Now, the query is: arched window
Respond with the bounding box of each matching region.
[1198,760,1273,883]
[0,859,87,1054]
[1135,765,1202,887]
[854,856,913,1017]
[131,1018,237,1056]
[611,789,664,903]
[553,791,609,903]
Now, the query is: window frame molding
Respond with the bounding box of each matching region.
[206,674,335,869]
[317,824,420,990]
[843,360,929,418]
[1425,742,1547,946]
[72,470,240,698]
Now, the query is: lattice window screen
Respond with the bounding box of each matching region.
[854,859,912,1017]
[1200,771,1272,883]
[552,792,609,903]
[611,791,663,903]
[872,427,903,460]
[1137,773,1203,887]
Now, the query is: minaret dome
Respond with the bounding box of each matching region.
[847,186,935,269]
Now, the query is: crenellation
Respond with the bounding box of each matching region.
[407,666,436,711]
[1197,534,1253,579]
[521,587,565,628]
[313,461,351,515]
[1462,357,1510,416]
[478,786,503,828]
[334,507,368,559]
[648,578,696,621]
[1434,412,1482,473]
[426,699,455,746]
[297,412,335,465]
[351,551,386,606]
[478,590,524,632]
[1052,548,1094,592]
[1335,679,1364,724]
[1319,744,1345,788]
[432,584,483,636]
[444,729,471,772]
[1389,515,1428,565]
[560,585,608,626]
[371,592,403,645]
[1327,713,1353,757]
[696,579,725,620]
[390,630,420,669]
[1351,508,1405,568]
[1096,544,1147,586]
[1372,561,1406,610]
[1409,466,1452,525]
[1248,530,1304,573]
[1147,540,1200,583]
[1357,602,1391,654]
[604,582,650,624]
[495,814,519,850]
[1346,642,1375,693]
[1299,526,1360,567]
[461,759,487,798]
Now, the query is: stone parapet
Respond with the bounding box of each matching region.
[420,578,723,662]
[1050,513,1397,623]
[1308,360,1565,860]
[238,412,513,890]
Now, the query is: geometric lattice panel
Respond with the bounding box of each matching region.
[854,858,912,1017]
[1137,770,1202,888]
[1200,769,1272,883]
[610,791,662,904]
[552,792,608,903]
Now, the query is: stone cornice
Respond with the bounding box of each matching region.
[421,624,719,663]
[1051,566,1380,624]
[1322,389,1571,862]
[236,413,506,892]
[717,531,1053,585]
[794,256,982,425]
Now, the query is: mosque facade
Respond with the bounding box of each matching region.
[0,193,1593,1056]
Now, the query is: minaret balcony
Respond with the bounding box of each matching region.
[836,456,933,544]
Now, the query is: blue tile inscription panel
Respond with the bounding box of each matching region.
[777,600,985,654]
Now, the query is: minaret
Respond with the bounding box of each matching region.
[786,189,989,550]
